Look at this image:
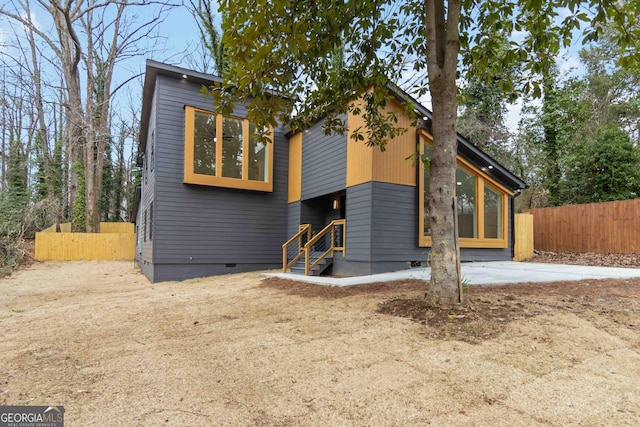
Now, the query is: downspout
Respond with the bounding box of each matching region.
[510,189,523,259]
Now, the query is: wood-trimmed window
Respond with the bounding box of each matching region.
[184,106,274,191]
[418,132,511,248]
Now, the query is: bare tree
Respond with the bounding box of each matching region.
[0,0,176,232]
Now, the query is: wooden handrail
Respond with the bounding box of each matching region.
[304,219,346,275]
[282,224,311,272]
[282,220,346,275]
[282,224,311,249]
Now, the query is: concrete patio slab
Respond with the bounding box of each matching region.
[263,261,640,287]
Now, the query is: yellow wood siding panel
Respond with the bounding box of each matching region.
[288,132,302,203]
[347,99,417,187]
[346,99,374,187]
[371,101,417,186]
[35,232,136,261]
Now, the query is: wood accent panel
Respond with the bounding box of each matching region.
[35,232,135,261]
[346,99,374,187]
[288,132,302,202]
[526,199,640,253]
[347,99,417,187]
[372,100,417,186]
[513,213,534,261]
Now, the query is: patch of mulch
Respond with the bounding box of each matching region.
[378,278,640,342]
[262,276,640,343]
[526,250,640,268]
[377,294,539,343]
[260,277,425,299]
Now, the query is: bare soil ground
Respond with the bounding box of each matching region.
[526,250,640,268]
[1,261,640,426]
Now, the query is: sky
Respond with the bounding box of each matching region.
[0,4,204,95]
[149,7,204,66]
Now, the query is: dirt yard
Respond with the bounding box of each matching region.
[1,261,640,426]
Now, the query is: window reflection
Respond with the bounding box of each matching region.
[456,167,476,238]
[193,111,217,176]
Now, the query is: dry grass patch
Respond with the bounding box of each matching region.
[2,262,640,426]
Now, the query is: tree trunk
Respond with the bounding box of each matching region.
[424,0,462,307]
[542,70,561,206]
[112,125,126,220]
[1,70,6,188]
[427,74,461,307]
[26,17,62,230]
[51,2,86,232]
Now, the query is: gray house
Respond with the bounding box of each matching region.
[133,60,527,282]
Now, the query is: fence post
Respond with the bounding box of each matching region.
[514,213,534,261]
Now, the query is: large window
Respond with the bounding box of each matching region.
[456,167,477,238]
[184,106,273,191]
[484,184,503,239]
[418,133,510,248]
[423,143,432,237]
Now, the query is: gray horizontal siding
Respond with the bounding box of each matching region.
[301,116,347,200]
[154,263,281,283]
[344,181,513,272]
[345,183,373,261]
[287,202,301,237]
[300,201,328,235]
[137,84,157,276]
[149,75,288,279]
[370,182,426,262]
[459,248,512,262]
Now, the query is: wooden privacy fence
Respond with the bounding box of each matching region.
[35,222,135,261]
[513,213,534,261]
[526,199,640,253]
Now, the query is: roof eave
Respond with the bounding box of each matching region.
[390,84,527,192]
[138,60,289,158]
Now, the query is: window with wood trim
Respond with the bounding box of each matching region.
[418,133,510,248]
[184,106,273,191]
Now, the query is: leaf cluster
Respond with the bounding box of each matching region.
[209,0,639,150]
[209,0,424,146]
[461,0,639,98]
